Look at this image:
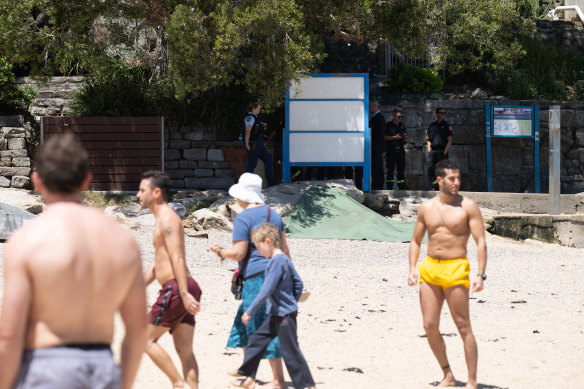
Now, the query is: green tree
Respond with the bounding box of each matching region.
[384,0,534,75]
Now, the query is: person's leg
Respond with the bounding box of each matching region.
[246,144,260,174]
[444,285,478,389]
[386,150,396,189]
[172,323,199,389]
[277,314,316,389]
[396,148,407,189]
[266,358,286,389]
[428,151,441,190]
[371,151,383,190]
[236,317,279,388]
[257,141,275,183]
[419,282,455,387]
[354,166,363,190]
[145,324,190,388]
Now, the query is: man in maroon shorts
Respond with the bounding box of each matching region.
[137,170,202,389]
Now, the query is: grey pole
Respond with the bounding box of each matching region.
[549,105,561,214]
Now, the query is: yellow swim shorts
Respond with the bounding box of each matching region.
[418,256,470,290]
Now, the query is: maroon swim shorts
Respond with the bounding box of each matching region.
[150,277,202,332]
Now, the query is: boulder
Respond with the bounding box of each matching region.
[0,202,36,239]
[169,202,188,218]
[190,208,233,232]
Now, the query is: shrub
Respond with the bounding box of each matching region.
[71,59,253,140]
[385,62,443,94]
[484,39,584,100]
[0,57,36,114]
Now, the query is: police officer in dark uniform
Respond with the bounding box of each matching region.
[244,102,276,186]
[384,109,408,190]
[427,107,453,190]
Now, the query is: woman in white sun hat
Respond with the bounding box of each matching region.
[209,173,290,388]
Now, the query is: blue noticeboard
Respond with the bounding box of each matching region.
[485,104,540,192]
[283,73,370,191]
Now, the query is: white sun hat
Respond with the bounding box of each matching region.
[228,173,265,204]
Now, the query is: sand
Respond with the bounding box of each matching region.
[2,227,584,388]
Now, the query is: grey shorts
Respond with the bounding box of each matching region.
[13,345,121,389]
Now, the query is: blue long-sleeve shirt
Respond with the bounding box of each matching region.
[246,253,303,317]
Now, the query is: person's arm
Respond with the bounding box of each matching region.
[444,135,453,155]
[143,261,155,286]
[209,240,248,262]
[407,204,427,286]
[0,236,32,389]
[291,265,304,301]
[118,245,148,389]
[162,214,200,315]
[467,200,487,293]
[280,230,291,259]
[242,260,282,323]
[245,124,252,151]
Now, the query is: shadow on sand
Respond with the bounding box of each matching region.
[429,380,509,389]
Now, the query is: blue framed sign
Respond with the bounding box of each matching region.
[485,104,540,192]
[283,73,370,191]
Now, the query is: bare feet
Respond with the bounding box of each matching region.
[437,372,456,387]
[231,377,256,389]
[259,380,285,389]
[465,382,478,389]
[173,382,193,389]
[228,369,244,377]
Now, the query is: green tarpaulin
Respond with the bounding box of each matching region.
[285,186,418,242]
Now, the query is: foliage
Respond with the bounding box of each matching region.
[385,62,443,94]
[516,0,552,19]
[71,59,254,138]
[384,0,534,76]
[0,57,36,114]
[166,0,322,110]
[71,60,171,117]
[484,39,584,100]
[82,191,134,209]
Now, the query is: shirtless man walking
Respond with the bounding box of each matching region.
[0,133,147,389]
[407,159,487,389]
[137,170,202,389]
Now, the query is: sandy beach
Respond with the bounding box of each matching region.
[1,225,583,388]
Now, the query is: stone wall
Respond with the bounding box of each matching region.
[0,116,33,189]
[380,99,584,194]
[164,125,235,190]
[535,19,584,52]
[15,77,84,121]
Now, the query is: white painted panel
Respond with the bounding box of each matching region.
[290,133,364,163]
[289,101,365,131]
[290,77,365,99]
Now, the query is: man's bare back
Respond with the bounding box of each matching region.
[5,203,143,349]
[1,132,147,389]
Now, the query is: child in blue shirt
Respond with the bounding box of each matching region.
[231,223,316,389]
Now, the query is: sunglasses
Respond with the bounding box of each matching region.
[437,111,446,115]
[396,115,403,118]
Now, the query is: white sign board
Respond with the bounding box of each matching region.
[284,74,369,189]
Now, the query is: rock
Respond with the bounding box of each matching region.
[0,176,10,188]
[10,176,31,189]
[108,211,140,230]
[190,208,233,232]
[169,202,188,218]
[0,202,36,239]
[133,213,156,226]
[0,188,43,214]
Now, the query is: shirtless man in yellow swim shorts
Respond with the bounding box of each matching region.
[408,159,486,389]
